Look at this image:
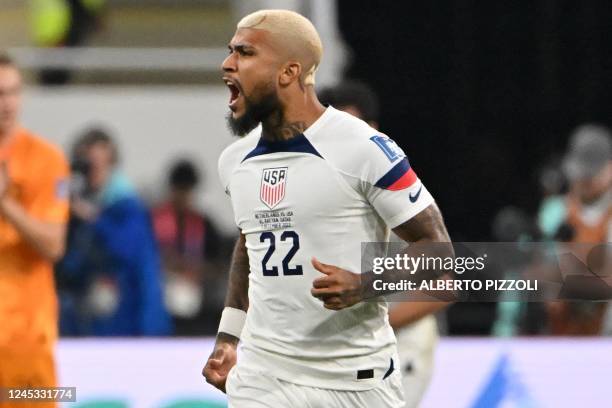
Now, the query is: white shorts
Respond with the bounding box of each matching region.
[226,363,405,408]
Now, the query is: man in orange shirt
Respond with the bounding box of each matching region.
[0,53,69,407]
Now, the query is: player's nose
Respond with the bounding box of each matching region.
[222,53,237,73]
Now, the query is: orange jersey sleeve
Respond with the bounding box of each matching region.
[0,129,68,350]
[28,145,70,224]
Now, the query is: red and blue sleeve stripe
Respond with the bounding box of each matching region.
[374,158,418,191]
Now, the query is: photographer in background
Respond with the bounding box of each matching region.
[56,127,171,336]
[152,159,230,336]
[538,124,611,335]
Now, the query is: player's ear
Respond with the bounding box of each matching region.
[279,61,302,86]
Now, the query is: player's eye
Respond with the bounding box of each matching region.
[227,46,254,56]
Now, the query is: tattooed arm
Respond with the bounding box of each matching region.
[386,204,453,326]
[223,232,250,313]
[203,232,250,392]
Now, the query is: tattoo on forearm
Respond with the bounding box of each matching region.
[224,233,250,311]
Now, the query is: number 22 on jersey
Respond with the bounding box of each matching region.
[259,230,303,276]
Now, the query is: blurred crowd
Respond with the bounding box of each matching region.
[447,118,612,337]
[54,127,233,337]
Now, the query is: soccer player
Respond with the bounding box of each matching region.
[0,53,69,406]
[202,10,450,407]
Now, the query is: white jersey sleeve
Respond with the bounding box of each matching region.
[357,132,435,228]
[310,109,435,229]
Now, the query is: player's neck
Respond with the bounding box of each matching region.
[261,115,307,142]
[261,88,325,142]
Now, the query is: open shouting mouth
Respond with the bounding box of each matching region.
[224,77,242,111]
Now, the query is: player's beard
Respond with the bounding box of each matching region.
[226,83,281,137]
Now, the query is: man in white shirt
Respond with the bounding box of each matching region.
[203,9,451,407]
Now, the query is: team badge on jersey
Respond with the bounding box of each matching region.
[260,167,288,209]
[370,135,406,162]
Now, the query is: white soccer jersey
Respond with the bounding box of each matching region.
[218,107,435,391]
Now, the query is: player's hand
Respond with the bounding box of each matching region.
[311,257,363,310]
[202,336,238,393]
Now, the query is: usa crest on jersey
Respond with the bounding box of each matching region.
[260,167,287,209]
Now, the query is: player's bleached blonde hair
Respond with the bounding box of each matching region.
[237,9,323,86]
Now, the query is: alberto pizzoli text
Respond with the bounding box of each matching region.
[370,254,538,293]
[372,279,538,292]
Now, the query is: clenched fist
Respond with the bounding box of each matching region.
[202,335,238,393]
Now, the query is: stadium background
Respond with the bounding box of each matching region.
[1,0,611,407]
